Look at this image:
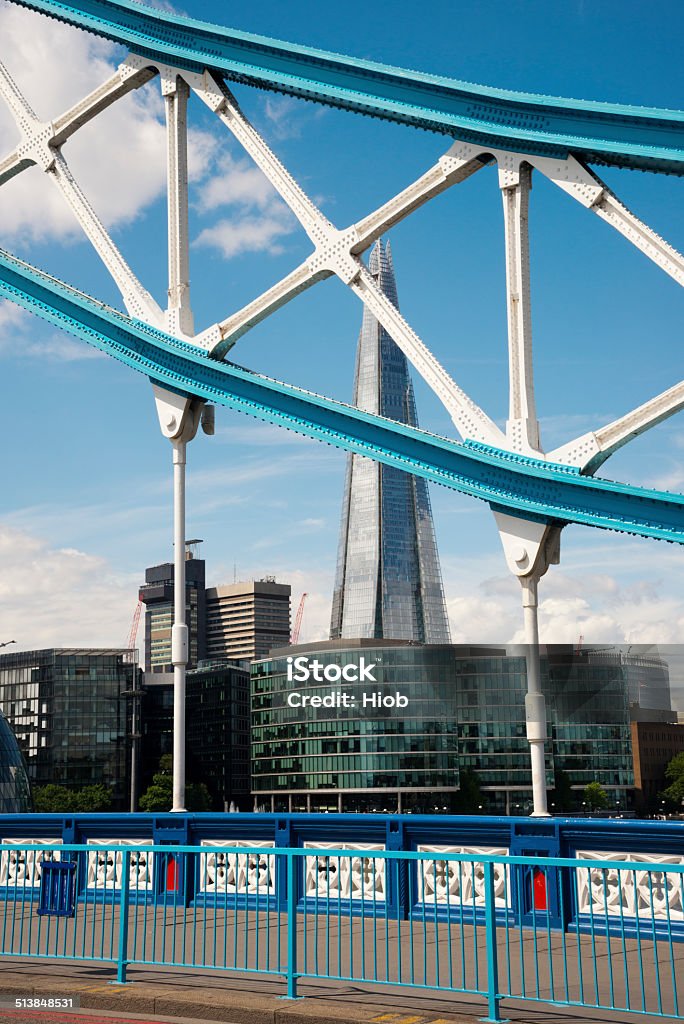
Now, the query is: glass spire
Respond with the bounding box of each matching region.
[330,240,451,643]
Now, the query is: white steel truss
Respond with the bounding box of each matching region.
[1,51,681,469]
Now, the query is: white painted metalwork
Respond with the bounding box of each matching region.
[198,840,276,895]
[2,27,683,816]
[0,839,62,887]
[417,845,511,908]
[499,160,539,454]
[164,74,194,338]
[85,839,153,891]
[576,850,684,920]
[304,842,385,900]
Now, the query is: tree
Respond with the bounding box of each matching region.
[661,751,684,807]
[139,756,173,812]
[453,768,485,814]
[186,782,212,811]
[549,769,574,813]
[583,781,609,811]
[33,784,78,813]
[139,755,213,812]
[32,783,113,813]
[76,784,113,812]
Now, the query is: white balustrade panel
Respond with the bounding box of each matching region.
[199,840,276,895]
[0,839,62,887]
[86,839,154,891]
[417,845,511,908]
[575,850,684,920]
[304,842,386,900]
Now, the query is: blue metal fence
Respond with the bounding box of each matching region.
[0,840,682,1022]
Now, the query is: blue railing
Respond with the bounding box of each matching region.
[0,841,682,1022]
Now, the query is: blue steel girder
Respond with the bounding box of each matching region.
[1,246,683,545]
[8,0,684,175]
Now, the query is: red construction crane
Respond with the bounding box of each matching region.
[291,593,308,644]
[126,600,143,655]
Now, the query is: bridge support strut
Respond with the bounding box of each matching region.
[493,511,562,817]
[153,386,204,812]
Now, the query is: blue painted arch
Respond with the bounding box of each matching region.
[1,246,683,545]
[10,0,684,174]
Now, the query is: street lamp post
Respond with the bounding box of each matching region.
[121,683,145,813]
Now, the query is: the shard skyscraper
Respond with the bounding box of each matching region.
[330,240,451,643]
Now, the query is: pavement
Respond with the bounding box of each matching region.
[0,959,677,1024]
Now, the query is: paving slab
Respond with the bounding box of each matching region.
[0,959,677,1024]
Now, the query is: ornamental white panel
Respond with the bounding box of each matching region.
[304,842,385,900]
[199,840,275,895]
[86,839,154,891]
[417,845,511,908]
[575,850,684,920]
[0,839,62,887]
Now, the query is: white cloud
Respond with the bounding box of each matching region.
[644,467,684,492]
[0,4,289,263]
[445,555,684,649]
[214,421,315,447]
[0,524,135,651]
[194,208,296,259]
[263,96,304,141]
[0,5,167,243]
[196,152,276,212]
[0,300,102,361]
[0,301,24,330]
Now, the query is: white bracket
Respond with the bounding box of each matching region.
[152,383,203,442]
[493,509,561,580]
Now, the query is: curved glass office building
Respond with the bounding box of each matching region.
[251,641,657,814]
[0,713,31,813]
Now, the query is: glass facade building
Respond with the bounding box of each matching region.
[0,648,134,808]
[0,713,31,812]
[141,554,290,669]
[141,660,251,810]
[140,548,206,673]
[330,241,450,643]
[251,642,654,814]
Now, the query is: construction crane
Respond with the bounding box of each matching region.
[126,600,143,660]
[291,593,308,645]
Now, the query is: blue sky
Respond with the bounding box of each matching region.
[0,0,683,701]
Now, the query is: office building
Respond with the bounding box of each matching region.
[330,240,450,643]
[0,648,135,808]
[631,721,684,811]
[0,713,31,812]
[141,660,251,810]
[140,544,290,669]
[251,642,669,814]
[205,579,291,662]
[140,541,206,673]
